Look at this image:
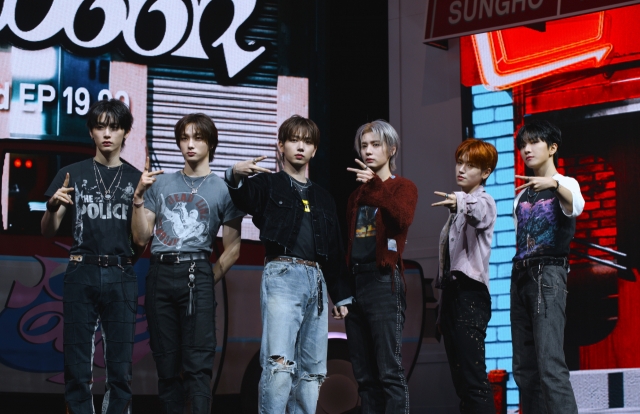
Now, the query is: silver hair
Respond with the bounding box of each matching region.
[354,120,400,171]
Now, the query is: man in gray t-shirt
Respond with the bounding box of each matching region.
[131,114,243,413]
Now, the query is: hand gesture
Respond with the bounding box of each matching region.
[332,305,349,320]
[135,157,164,198]
[431,191,457,212]
[347,159,376,183]
[233,156,271,179]
[48,173,75,210]
[515,175,557,192]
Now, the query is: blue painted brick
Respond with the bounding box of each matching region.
[489,265,497,278]
[496,199,513,214]
[491,280,510,295]
[486,327,497,342]
[494,217,513,232]
[495,136,514,152]
[497,231,515,246]
[507,389,520,405]
[472,84,491,95]
[473,108,494,124]
[485,173,496,186]
[496,152,515,168]
[494,105,514,121]
[474,91,512,108]
[485,358,498,371]
[491,236,497,247]
[497,295,511,310]
[498,327,512,341]
[491,295,499,309]
[485,184,515,201]
[507,376,517,389]
[498,263,513,278]
[497,357,513,371]
[496,169,514,184]
[490,247,516,264]
[475,121,514,139]
[486,342,513,358]
[488,310,510,327]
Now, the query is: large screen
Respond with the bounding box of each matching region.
[461,5,640,410]
[0,0,308,396]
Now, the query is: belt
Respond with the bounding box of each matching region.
[265,256,321,269]
[69,254,132,267]
[514,256,568,270]
[351,262,380,274]
[151,252,209,264]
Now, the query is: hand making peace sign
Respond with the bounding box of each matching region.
[431,191,457,212]
[515,175,558,192]
[47,172,75,211]
[233,156,271,178]
[135,157,164,198]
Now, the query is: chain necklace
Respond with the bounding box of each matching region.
[524,187,541,254]
[93,159,123,201]
[291,177,311,212]
[180,170,212,194]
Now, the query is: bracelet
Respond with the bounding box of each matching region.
[133,199,145,208]
[46,200,60,213]
[550,179,560,193]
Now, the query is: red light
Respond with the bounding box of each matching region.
[13,159,21,168]
[25,160,33,168]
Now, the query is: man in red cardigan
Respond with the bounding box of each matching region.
[342,120,418,414]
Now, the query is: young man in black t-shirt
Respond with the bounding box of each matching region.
[511,120,584,413]
[41,99,142,414]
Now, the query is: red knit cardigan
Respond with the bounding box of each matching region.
[346,174,418,275]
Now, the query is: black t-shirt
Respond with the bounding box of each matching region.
[45,158,142,256]
[514,188,576,260]
[288,179,316,261]
[351,206,378,264]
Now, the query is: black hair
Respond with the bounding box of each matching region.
[515,119,561,165]
[174,113,219,162]
[86,99,134,134]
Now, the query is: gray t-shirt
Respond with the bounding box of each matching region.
[145,171,244,254]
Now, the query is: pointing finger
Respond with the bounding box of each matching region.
[433,191,448,198]
[61,187,75,193]
[145,157,150,172]
[354,159,368,169]
[515,182,532,192]
[148,169,164,176]
[251,166,272,173]
[63,172,70,188]
[346,168,362,174]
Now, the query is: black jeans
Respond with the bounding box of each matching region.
[440,274,494,414]
[145,259,217,414]
[511,263,578,414]
[345,267,409,414]
[63,261,138,414]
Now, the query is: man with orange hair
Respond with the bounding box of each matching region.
[432,138,498,413]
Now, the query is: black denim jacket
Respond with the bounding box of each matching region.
[225,169,351,303]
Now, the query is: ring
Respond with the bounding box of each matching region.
[525,177,530,183]
[252,158,257,164]
[444,193,448,199]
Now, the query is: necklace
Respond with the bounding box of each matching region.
[290,177,311,212]
[524,187,541,253]
[181,170,211,194]
[93,159,123,201]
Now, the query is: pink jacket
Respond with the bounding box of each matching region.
[436,186,497,290]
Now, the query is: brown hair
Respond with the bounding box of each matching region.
[277,115,320,147]
[174,113,219,162]
[455,138,498,181]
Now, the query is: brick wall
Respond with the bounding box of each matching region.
[470,85,519,407]
[557,156,617,261]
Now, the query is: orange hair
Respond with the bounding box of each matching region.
[455,138,498,174]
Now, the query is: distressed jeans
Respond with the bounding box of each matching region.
[258,260,328,414]
[511,263,578,414]
[63,261,137,414]
[344,267,409,414]
[145,259,216,414]
[440,273,494,414]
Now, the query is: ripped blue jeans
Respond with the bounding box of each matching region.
[258,260,328,414]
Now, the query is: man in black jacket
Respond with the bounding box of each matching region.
[225,115,350,413]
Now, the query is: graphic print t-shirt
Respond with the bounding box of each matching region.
[288,179,316,261]
[145,172,244,255]
[351,206,378,264]
[513,188,575,260]
[45,158,142,256]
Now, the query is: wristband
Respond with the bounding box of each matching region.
[46,200,60,213]
[133,199,145,208]
[550,179,560,193]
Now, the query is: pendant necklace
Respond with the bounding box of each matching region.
[181,170,211,194]
[524,187,541,253]
[291,177,311,212]
[93,159,123,201]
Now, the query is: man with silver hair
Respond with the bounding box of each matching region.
[343,119,418,413]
